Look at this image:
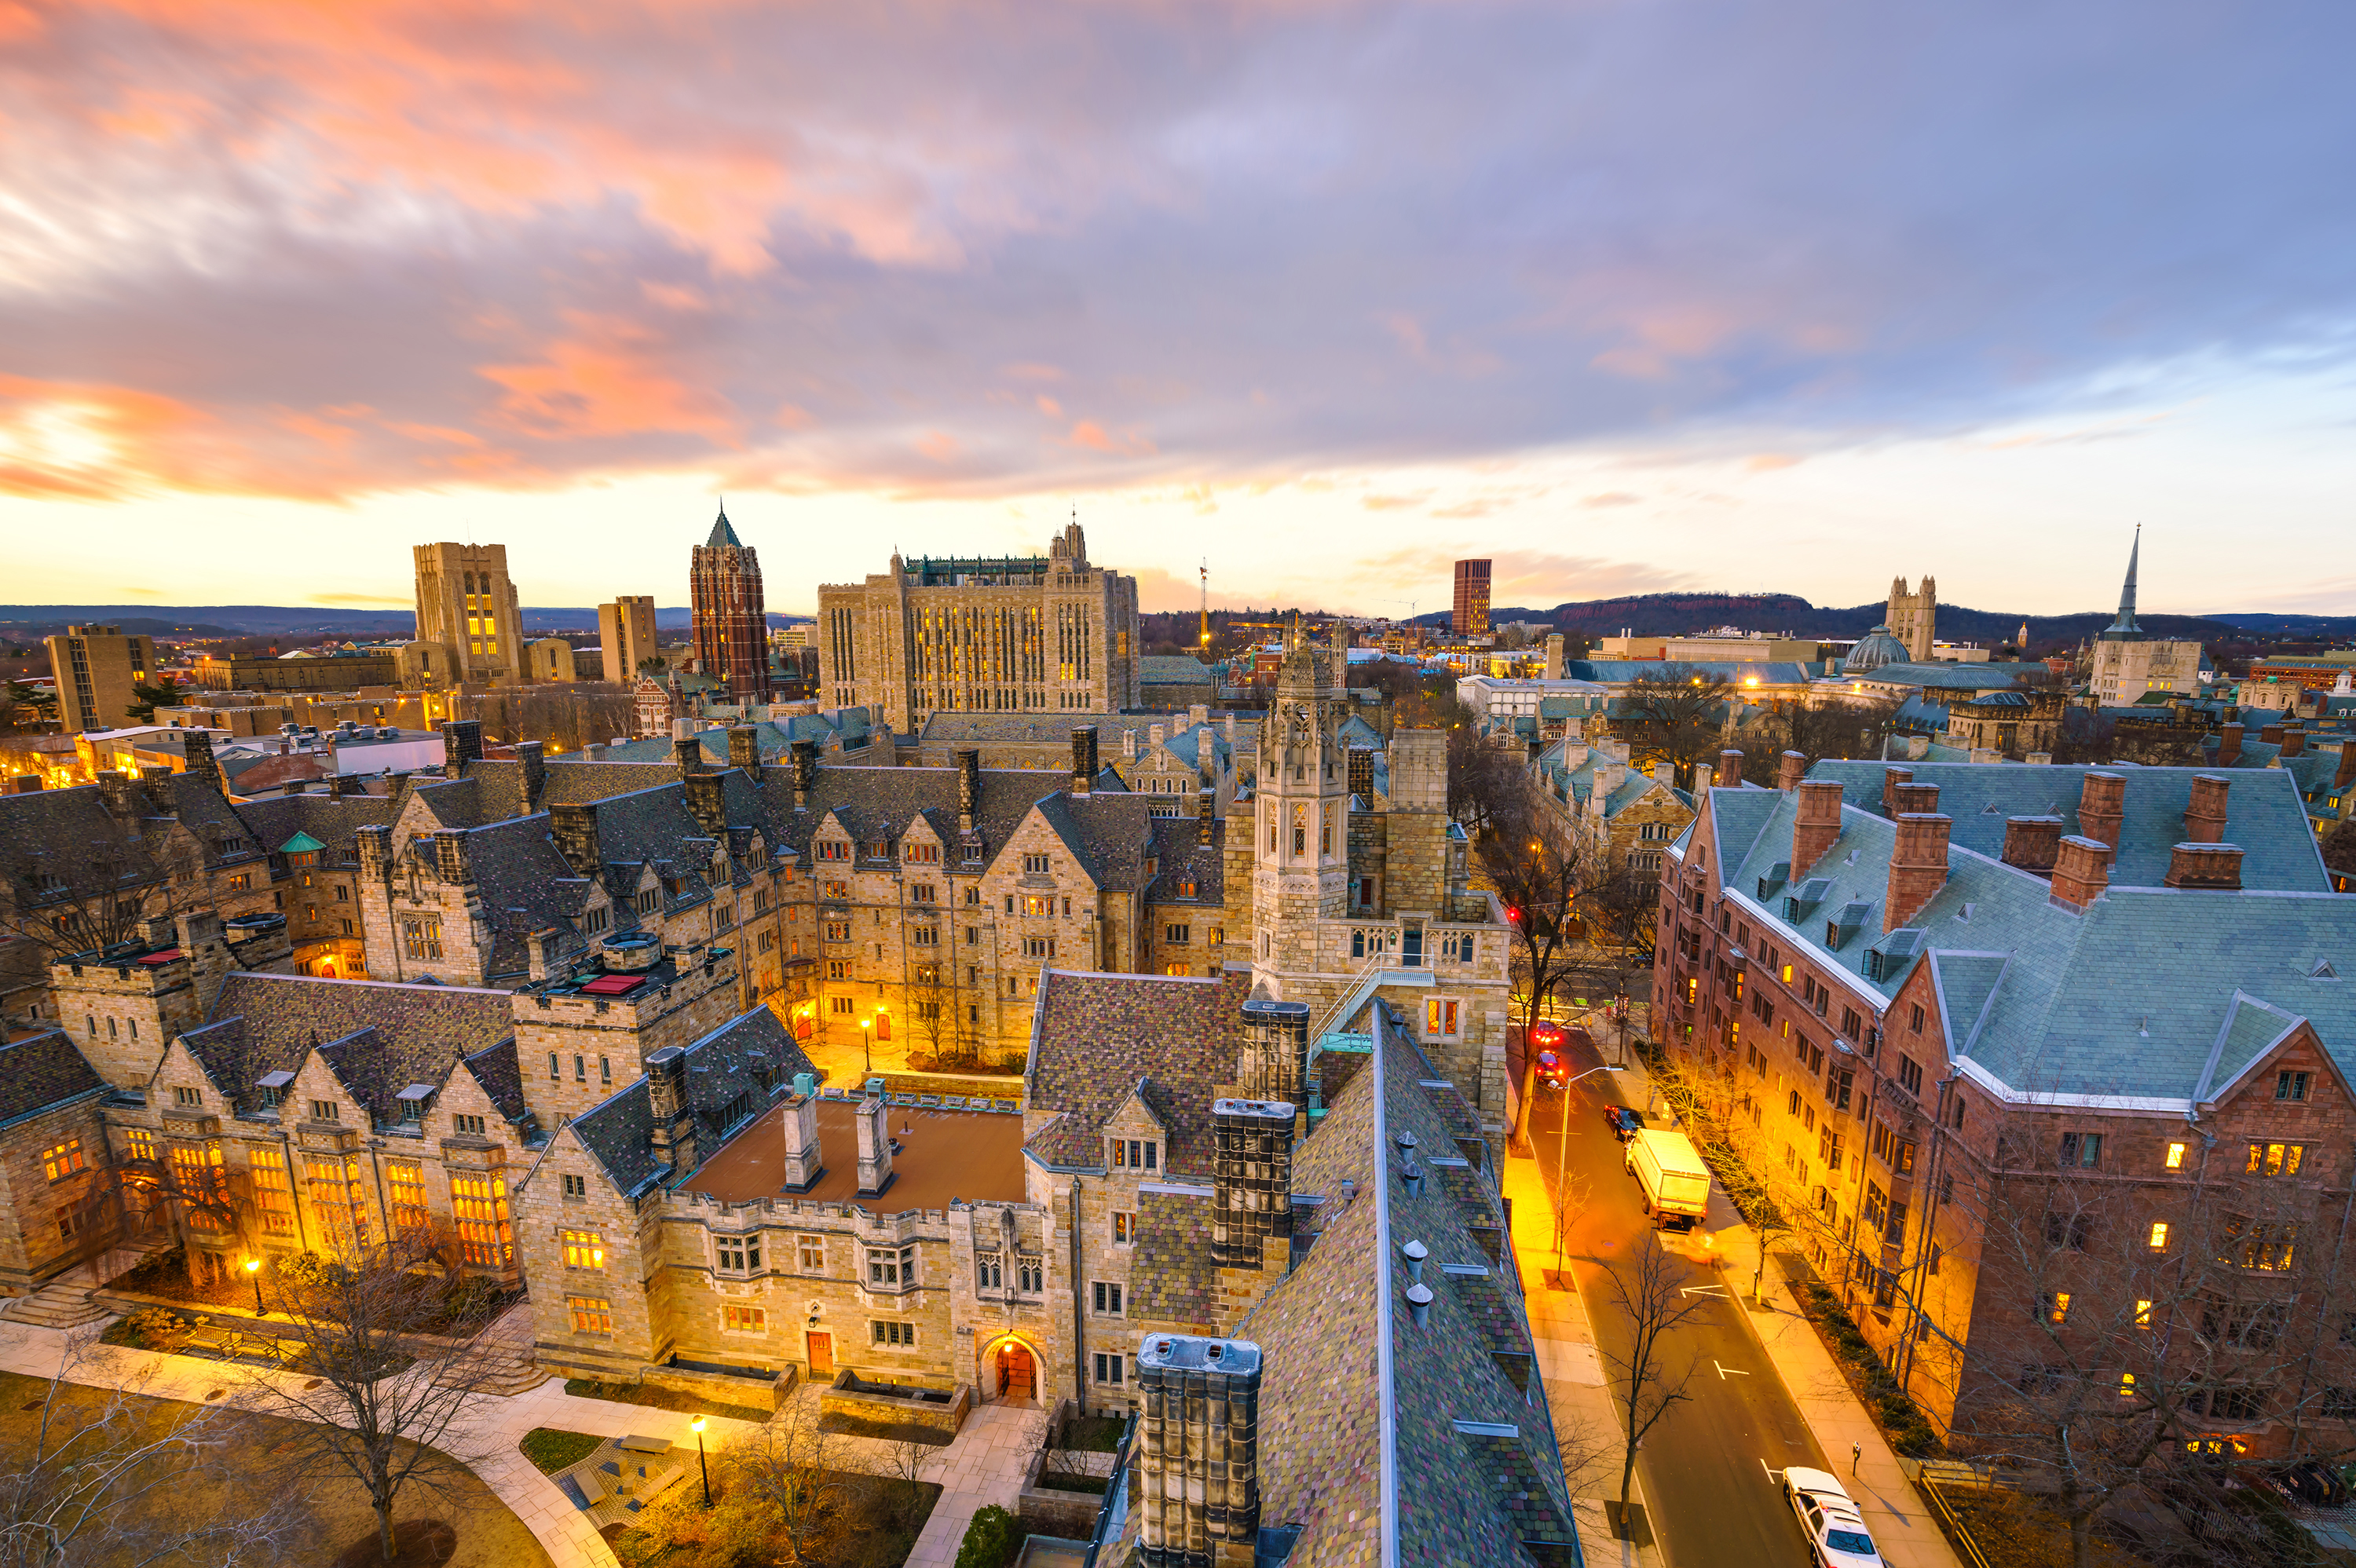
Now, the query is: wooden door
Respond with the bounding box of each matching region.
[806,1331,833,1375]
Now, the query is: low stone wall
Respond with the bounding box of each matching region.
[642,1359,796,1414]
[818,1368,971,1436]
[1017,1444,1110,1539]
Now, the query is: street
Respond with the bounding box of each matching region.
[1529,1029,1826,1568]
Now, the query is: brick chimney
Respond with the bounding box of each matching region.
[1136,1335,1262,1567]
[1880,765,1913,816]
[2000,815,2062,872]
[181,729,221,794]
[2076,771,2125,855]
[854,1092,894,1197]
[645,1046,697,1176]
[781,1085,824,1192]
[2336,743,2356,791]
[956,749,981,835]
[1777,749,1807,791]
[432,828,472,885]
[2051,835,2111,910]
[2281,727,2306,758]
[1212,1098,1294,1269]
[2164,842,2244,890]
[356,823,391,875]
[1884,812,1952,931]
[791,739,819,806]
[1892,780,1941,817]
[1715,748,1744,789]
[2260,722,2285,746]
[1198,786,1217,847]
[96,770,141,820]
[2216,723,2244,767]
[1070,726,1099,795]
[1793,779,1845,875]
[549,801,602,875]
[441,718,483,772]
[513,739,545,806]
[729,725,760,775]
[682,771,726,835]
[2184,775,2230,843]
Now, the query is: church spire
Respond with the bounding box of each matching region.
[707,499,741,549]
[2100,526,2144,641]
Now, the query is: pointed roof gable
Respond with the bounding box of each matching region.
[706,506,741,548]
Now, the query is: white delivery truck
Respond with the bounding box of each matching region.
[1627,1128,1711,1231]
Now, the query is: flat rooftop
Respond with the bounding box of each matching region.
[683,1098,1026,1212]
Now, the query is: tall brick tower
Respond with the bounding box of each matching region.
[690,506,770,703]
[1251,616,1350,996]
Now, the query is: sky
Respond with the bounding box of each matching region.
[5,1,2355,621]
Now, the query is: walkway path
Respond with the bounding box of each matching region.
[0,1314,1042,1568]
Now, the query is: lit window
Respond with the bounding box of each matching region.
[568,1296,615,1335]
[2149,1222,2170,1252]
[2164,1142,2186,1171]
[1112,1212,1136,1246]
[564,1230,606,1270]
[2135,1299,2153,1329]
[723,1305,767,1333]
[39,1139,84,1182]
[2046,1291,2071,1325]
[799,1235,826,1273]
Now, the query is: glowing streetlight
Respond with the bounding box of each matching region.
[244,1255,264,1317]
[859,1018,873,1076]
[690,1414,710,1505]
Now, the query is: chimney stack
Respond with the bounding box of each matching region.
[2336,743,2356,791]
[1892,780,1941,817]
[2260,722,2285,746]
[1211,1098,1294,1270]
[1880,765,1914,816]
[854,1092,894,1196]
[1198,786,1217,847]
[1777,749,1807,791]
[2281,727,2306,758]
[791,739,819,806]
[1348,747,1374,806]
[432,828,472,885]
[2076,771,2125,854]
[1792,779,1845,875]
[441,718,483,773]
[682,771,727,835]
[2164,842,2245,890]
[673,734,704,778]
[729,725,761,775]
[645,1046,697,1175]
[1070,726,1099,795]
[1715,749,1744,789]
[514,739,545,806]
[2217,723,2244,767]
[781,1087,824,1191]
[2185,775,2230,843]
[957,749,981,835]
[2000,815,2062,872]
[1238,999,1310,1106]
[97,770,140,819]
[2051,835,2111,911]
[549,801,602,875]
[1136,1335,1262,1568]
[1884,812,1952,931]
[527,927,565,983]
[182,729,221,794]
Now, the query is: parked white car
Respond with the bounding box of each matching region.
[1780,1467,1884,1567]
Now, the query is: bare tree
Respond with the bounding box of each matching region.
[1595,1233,1714,1512]
[1471,772,1585,1146]
[1,815,202,966]
[1615,669,1734,792]
[1732,697,1904,781]
[236,1229,507,1564]
[727,1400,854,1568]
[0,1332,307,1566]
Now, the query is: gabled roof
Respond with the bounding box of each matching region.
[563,1007,814,1197]
[0,1030,109,1130]
[185,972,516,1120]
[1024,968,1250,1175]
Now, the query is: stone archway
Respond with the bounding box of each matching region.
[979,1332,1043,1405]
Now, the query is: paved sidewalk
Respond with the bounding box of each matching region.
[0,1314,1042,1568]
[1502,1156,1666,1568]
[1604,1050,1963,1568]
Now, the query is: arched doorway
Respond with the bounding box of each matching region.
[983,1335,1038,1405]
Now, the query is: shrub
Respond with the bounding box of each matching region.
[954,1504,1025,1568]
[115,1306,195,1351]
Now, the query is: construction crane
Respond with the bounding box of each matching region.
[1199,559,1210,650]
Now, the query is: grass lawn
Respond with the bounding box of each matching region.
[564,1377,771,1425]
[816,1409,956,1446]
[521,1427,605,1474]
[1938,1489,2154,1568]
[0,1369,551,1568]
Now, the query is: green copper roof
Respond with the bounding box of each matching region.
[276,831,326,853]
[706,506,741,548]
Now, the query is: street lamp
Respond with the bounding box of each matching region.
[859,1018,873,1077]
[691,1413,710,1505]
[1552,1065,1625,1274]
[244,1256,264,1318]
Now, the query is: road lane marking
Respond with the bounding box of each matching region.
[1760,1460,1783,1483]
[1681,1285,1730,1299]
[1715,1361,1752,1380]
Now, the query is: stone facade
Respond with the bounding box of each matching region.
[46,625,158,735]
[815,521,1140,730]
[411,543,523,689]
[1887,576,1937,664]
[690,510,771,704]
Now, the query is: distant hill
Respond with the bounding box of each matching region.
[1426,592,2356,648]
[0,605,815,639]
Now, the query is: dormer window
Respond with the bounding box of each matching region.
[583,906,609,935]
[904,842,939,864]
[816,840,850,861]
[1110,1138,1158,1171]
[396,1084,436,1123]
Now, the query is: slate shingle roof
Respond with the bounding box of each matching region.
[1129,1184,1219,1329]
[1023,969,1250,1177]
[183,972,516,1119]
[563,1007,815,1197]
[0,1030,109,1129]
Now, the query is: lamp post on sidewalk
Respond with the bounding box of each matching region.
[692,1413,710,1506]
[1553,1065,1624,1273]
[243,1256,263,1318]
